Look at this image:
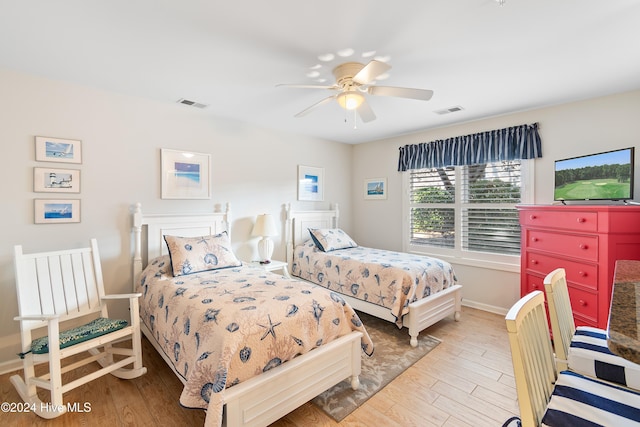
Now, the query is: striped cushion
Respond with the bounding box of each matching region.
[569,326,640,390]
[543,370,640,426]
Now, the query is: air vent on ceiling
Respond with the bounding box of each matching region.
[434,106,464,115]
[177,98,208,109]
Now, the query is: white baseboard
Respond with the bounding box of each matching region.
[0,358,21,376]
[461,300,508,316]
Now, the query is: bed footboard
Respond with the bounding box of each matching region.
[406,284,462,347]
[141,322,361,427]
[323,285,462,347]
[223,331,362,426]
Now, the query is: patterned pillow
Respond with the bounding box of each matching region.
[29,317,128,355]
[164,232,242,276]
[308,228,358,252]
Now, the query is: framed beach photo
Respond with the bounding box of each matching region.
[298,165,324,201]
[34,167,80,193]
[34,199,81,224]
[364,177,387,200]
[35,136,82,164]
[161,148,211,199]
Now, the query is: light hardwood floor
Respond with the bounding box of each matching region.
[0,307,519,427]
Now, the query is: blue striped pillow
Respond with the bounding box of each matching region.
[542,370,640,426]
[569,326,640,390]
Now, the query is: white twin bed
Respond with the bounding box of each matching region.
[285,203,462,347]
[131,203,369,427]
[130,202,461,427]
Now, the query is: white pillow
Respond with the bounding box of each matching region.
[308,228,357,252]
[164,232,242,276]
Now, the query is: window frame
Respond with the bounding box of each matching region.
[402,159,534,272]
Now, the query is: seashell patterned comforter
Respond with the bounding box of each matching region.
[291,241,458,326]
[137,255,373,427]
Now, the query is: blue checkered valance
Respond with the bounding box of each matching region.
[397,123,542,171]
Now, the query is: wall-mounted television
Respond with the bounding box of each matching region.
[554,147,635,201]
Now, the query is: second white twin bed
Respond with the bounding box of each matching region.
[286,204,462,347]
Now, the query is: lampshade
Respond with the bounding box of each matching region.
[336,91,364,110]
[252,214,278,237]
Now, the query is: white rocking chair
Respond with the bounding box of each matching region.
[11,239,146,419]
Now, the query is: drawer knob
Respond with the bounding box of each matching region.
[579,271,587,277]
[577,217,586,223]
[532,237,539,242]
[530,215,537,220]
[531,259,538,265]
[579,299,586,307]
[579,244,589,250]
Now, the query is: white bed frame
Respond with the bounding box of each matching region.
[285,203,462,347]
[131,203,362,427]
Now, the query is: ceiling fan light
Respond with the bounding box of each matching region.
[336,91,364,110]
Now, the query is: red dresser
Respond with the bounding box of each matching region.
[518,205,640,329]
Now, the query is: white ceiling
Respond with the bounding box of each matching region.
[2,0,640,144]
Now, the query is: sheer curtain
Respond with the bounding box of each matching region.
[397,123,542,171]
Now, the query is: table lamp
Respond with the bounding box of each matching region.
[252,213,278,263]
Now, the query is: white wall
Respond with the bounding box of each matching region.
[0,68,353,367]
[352,90,640,314]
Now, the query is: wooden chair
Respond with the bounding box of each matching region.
[544,268,640,390]
[11,239,146,418]
[506,290,640,427]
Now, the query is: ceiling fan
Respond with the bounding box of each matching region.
[277,59,433,123]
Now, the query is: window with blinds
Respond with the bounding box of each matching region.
[409,161,522,256]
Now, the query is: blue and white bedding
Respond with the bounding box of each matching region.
[291,240,458,326]
[137,255,373,427]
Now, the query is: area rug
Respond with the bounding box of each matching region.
[311,311,441,422]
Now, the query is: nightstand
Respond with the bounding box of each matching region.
[249,260,291,278]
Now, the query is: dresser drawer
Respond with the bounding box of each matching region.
[525,252,598,290]
[525,230,598,262]
[568,286,598,325]
[520,209,598,232]
[523,274,545,294]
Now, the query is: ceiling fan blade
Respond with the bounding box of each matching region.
[277,83,337,90]
[294,95,336,118]
[368,86,434,101]
[356,98,376,123]
[353,60,392,85]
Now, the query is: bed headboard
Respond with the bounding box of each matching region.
[131,202,230,288]
[285,203,339,266]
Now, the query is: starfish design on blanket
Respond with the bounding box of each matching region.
[258,315,281,340]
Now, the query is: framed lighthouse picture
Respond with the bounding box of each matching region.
[34,167,80,193]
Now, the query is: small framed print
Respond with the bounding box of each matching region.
[34,167,80,193]
[298,165,324,201]
[34,199,81,224]
[364,178,387,200]
[161,148,211,199]
[35,136,82,164]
